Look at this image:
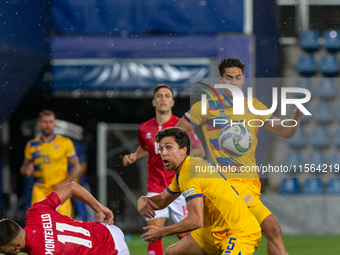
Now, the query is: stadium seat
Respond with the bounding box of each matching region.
[317,78,336,99]
[283,151,303,170]
[287,127,307,148]
[331,151,340,166]
[333,128,340,147]
[300,30,320,52]
[337,104,340,122]
[303,178,323,195]
[311,127,330,148]
[327,178,340,195]
[307,151,327,167]
[320,54,339,76]
[299,103,311,124]
[279,178,300,195]
[295,79,313,98]
[314,102,333,124]
[323,29,340,52]
[297,54,317,75]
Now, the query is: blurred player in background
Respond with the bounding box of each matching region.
[138,127,261,255]
[0,182,130,255]
[176,57,305,255]
[20,110,81,217]
[122,84,205,255]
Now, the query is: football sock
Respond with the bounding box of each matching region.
[148,238,163,255]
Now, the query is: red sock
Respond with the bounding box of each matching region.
[148,238,163,255]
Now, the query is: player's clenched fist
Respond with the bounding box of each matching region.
[122,153,137,166]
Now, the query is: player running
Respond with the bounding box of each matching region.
[122,84,205,255]
[0,182,129,255]
[175,57,305,255]
[138,127,262,255]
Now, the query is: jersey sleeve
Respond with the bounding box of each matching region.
[166,175,181,195]
[137,125,147,150]
[24,141,33,160]
[30,192,62,211]
[181,177,203,202]
[253,98,274,125]
[189,130,202,149]
[183,100,206,127]
[65,138,77,158]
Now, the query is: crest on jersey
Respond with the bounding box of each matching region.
[146,132,151,139]
[53,144,59,150]
[243,194,253,203]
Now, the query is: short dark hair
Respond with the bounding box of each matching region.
[218,57,246,76]
[39,110,56,120]
[0,219,21,246]
[153,84,173,98]
[155,127,191,155]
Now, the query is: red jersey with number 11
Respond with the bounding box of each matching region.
[25,192,117,255]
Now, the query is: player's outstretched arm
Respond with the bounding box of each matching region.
[175,117,192,132]
[264,107,305,139]
[55,182,114,224]
[141,197,204,243]
[122,146,148,166]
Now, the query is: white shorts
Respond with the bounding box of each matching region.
[102,223,130,255]
[145,192,188,223]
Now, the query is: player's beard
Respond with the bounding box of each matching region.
[41,129,54,137]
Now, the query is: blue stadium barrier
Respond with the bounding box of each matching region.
[288,127,307,148]
[297,54,317,75]
[333,128,340,148]
[314,102,333,124]
[320,54,339,76]
[311,127,330,148]
[283,151,303,170]
[327,178,340,195]
[323,29,340,52]
[307,151,327,167]
[300,30,320,52]
[295,79,313,98]
[280,178,300,195]
[303,178,323,195]
[317,78,336,99]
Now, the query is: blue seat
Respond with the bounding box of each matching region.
[318,78,336,99]
[314,102,333,124]
[279,178,300,195]
[333,128,340,147]
[299,103,311,124]
[308,151,327,167]
[300,30,320,52]
[303,178,323,195]
[288,127,307,148]
[337,104,340,122]
[311,127,330,148]
[320,54,339,76]
[327,178,340,195]
[323,29,340,52]
[297,54,317,75]
[330,151,340,167]
[283,151,303,170]
[295,79,313,98]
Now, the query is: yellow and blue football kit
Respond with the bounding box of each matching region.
[167,156,261,254]
[184,93,273,224]
[24,134,76,217]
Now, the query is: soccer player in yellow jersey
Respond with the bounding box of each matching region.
[176,57,305,255]
[20,110,81,217]
[138,127,262,255]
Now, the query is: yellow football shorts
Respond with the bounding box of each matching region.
[32,183,72,217]
[191,227,262,255]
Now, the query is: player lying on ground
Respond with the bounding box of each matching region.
[138,127,261,255]
[0,182,130,255]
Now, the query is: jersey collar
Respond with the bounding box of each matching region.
[40,134,57,143]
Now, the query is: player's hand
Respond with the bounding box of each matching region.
[291,107,305,121]
[97,205,114,225]
[141,225,162,243]
[122,153,137,166]
[23,162,34,177]
[137,196,159,219]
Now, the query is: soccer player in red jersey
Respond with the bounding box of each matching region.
[122,84,205,255]
[0,182,129,255]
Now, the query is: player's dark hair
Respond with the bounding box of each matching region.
[153,84,173,98]
[39,110,56,120]
[218,57,245,76]
[155,127,191,155]
[0,219,21,246]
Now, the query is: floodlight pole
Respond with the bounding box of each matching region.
[243,0,253,35]
[97,122,108,206]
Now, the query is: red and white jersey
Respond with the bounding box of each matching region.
[138,115,202,193]
[25,192,117,255]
